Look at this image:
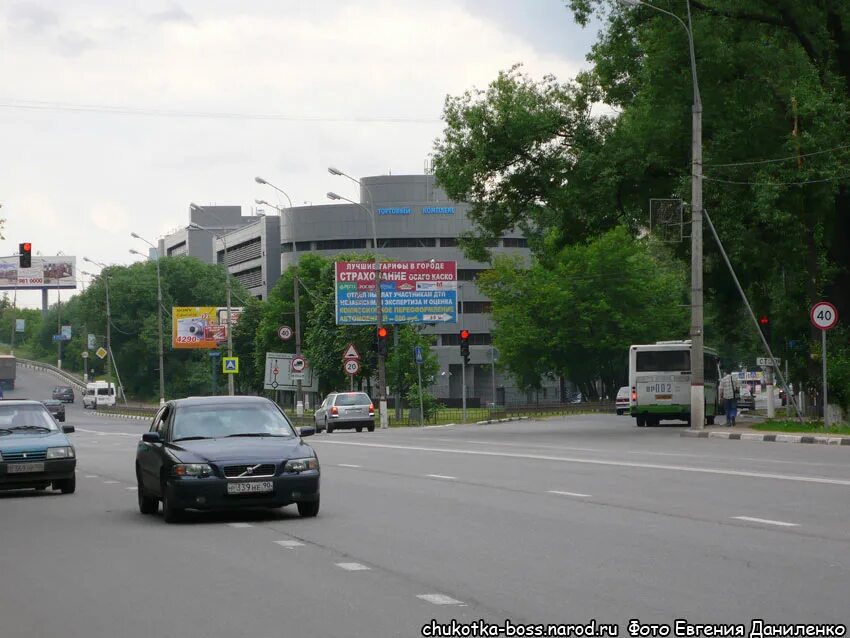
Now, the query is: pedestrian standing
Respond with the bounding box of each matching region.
[719,371,740,427]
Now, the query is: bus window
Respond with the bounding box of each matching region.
[636,350,690,372]
[704,355,720,381]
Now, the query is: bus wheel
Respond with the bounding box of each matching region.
[636,415,647,427]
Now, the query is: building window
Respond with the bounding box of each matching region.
[440,237,459,247]
[295,241,312,252]
[167,242,187,257]
[377,237,437,248]
[460,301,492,314]
[281,242,293,253]
[502,237,528,248]
[217,237,262,267]
[233,266,262,289]
[457,269,488,281]
[314,239,368,251]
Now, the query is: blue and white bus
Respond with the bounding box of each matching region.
[628,341,720,427]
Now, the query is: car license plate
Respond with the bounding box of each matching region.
[227,481,273,495]
[655,394,673,401]
[7,462,46,474]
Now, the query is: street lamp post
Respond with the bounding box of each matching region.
[130,234,166,405]
[82,259,114,402]
[188,223,234,396]
[621,0,705,428]
[327,173,388,429]
[255,178,304,416]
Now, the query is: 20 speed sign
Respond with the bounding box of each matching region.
[343,359,360,376]
[810,302,838,331]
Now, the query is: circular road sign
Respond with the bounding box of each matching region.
[344,359,360,376]
[291,356,307,373]
[278,325,293,341]
[81,351,89,359]
[810,301,838,331]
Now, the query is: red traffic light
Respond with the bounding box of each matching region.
[758,315,769,325]
[377,327,388,338]
[22,243,31,252]
[460,329,470,340]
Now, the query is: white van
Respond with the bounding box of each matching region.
[83,382,116,408]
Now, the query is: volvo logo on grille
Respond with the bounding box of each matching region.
[238,464,263,478]
[22,453,27,459]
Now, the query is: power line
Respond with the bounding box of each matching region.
[702,172,850,186]
[704,143,850,168]
[0,99,440,125]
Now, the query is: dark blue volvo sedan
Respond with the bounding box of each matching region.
[0,400,76,494]
[135,396,319,523]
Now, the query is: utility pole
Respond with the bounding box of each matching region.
[460,283,467,424]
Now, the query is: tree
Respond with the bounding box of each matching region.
[479,227,689,398]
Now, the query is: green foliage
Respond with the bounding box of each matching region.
[405,385,442,421]
[479,227,688,398]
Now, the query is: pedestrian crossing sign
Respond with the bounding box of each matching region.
[222,357,239,374]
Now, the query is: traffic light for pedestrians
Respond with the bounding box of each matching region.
[19,243,31,268]
[376,326,388,357]
[459,329,470,365]
[758,315,771,347]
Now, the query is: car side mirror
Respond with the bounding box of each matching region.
[298,426,316,438]
[62,425,75,434]
[142,432,162,443]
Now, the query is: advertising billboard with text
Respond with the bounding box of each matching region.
[0,256,76,290]
[171,306,244,349]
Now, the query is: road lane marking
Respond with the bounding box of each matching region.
[336,562,370,571]
[417,594,465,606]
[274,540,305,549]
[314,440,850,487]
[227,523,253,528]
[75,428,139,438]
[426,474,456,480]
[103,480,119,484]
[548,490,591,498]
[338,464,361,468]
[84,475,98,478]
[126,486,137,491]
[732,516,799,527]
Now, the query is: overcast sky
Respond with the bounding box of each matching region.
[0,0,598,309]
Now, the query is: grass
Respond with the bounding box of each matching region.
[751,420,850,436]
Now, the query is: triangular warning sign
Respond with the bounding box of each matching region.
[342,343,360,360]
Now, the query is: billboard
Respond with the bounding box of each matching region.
[0,256,76,290]
[172,306,244,349]
[263,352,319,392]
[334,260,457,325]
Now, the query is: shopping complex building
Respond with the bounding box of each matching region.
[159,174,563,405]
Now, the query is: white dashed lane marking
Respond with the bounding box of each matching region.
[103,480,119,484]
[84,475,98,478]
[732,516,799,527]
[426,474,456,480]
[126,486,137,491]
[417,594,466,606]
[547,490,591,498]
[337,464,361,468]
[227,523,254,529]
[274,540,305,549]
[336,562,371,571]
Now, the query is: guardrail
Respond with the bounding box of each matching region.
[16,357,87,392]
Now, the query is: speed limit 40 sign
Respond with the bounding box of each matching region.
[811,302,838,331]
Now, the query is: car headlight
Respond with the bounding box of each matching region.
[173,463,214,477]
[46,446,75,459]
[283,457,319,473]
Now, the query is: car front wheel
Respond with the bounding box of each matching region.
[297,497,319,518]
[137,474,158,515]
[161,482,183,523]
[55,476,76,494]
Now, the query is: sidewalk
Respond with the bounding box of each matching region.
[682,411,850,446]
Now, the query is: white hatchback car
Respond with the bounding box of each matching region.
[615,386,631,415]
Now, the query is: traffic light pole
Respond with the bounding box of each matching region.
[460,284,467,424]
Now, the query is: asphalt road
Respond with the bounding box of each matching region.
[2,366,849,637]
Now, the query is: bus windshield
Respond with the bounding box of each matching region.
[636,350,690,372]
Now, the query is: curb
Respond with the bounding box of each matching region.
[90,411,151,421]
[681,429,850,446]
[475,416,530,425]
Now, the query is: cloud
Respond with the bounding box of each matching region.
[5,2,60,34]
[149,3,194,25]
[89,203,130,234]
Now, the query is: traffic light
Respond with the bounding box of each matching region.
[758,315,771,347]
[459,329,470,365]
[376,326,388,357]
[19,243,31,268]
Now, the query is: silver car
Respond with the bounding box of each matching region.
[314,392,375,433]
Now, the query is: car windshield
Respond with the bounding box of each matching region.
[0,405,59,432]
[171,403,296,440]
[334,393,371,406]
